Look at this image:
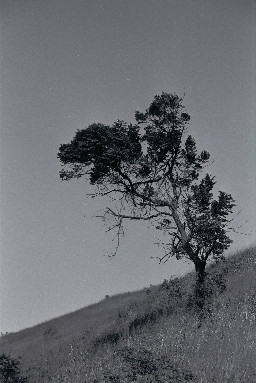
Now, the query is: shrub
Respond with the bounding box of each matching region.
[0,354,28,383]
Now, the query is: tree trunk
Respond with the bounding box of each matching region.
[194,259,207,312]
[195,259,206,285]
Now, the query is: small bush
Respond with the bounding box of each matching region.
[0,354,28,383]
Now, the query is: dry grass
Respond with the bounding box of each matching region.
[1,246,256,382]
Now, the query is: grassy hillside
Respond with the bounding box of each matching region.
[1,246,256,382]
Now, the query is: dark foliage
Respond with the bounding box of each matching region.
[0,354,28,383]
[128,309,163,335]
[94,331,121,348]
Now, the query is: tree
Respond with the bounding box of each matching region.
[0,354,28,383]
[58,93,235,290]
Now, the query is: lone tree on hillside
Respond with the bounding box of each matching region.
[58,93,235,289]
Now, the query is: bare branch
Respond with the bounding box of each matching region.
[104,207,162,221]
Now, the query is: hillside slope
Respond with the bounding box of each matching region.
[1,246,256,382]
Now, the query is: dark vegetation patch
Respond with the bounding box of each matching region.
[101,346,198,383]
[0,354,28,383]
[128,309,163,334]
[94,331,121,347]
[119,347,197,382]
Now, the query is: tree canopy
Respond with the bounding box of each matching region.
[58,93,235,282]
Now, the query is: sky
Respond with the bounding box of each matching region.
[0,0,255,334]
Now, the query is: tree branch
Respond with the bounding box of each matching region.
[104,207,161,221]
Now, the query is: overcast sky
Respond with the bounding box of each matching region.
[0,0,255,334]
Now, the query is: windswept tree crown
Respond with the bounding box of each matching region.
[58,93,235,273]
